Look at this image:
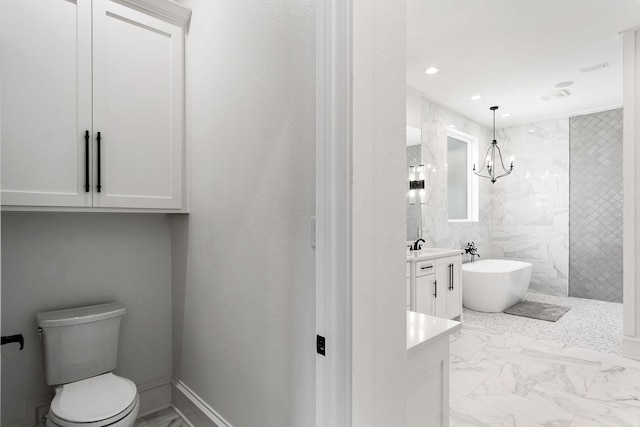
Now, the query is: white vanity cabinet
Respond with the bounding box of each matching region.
[409,250,463,321]
[415,259,436,315]
[407,311,461,427]
[0,0,190,211]
[435,256,462,320]
[406,262,412,310]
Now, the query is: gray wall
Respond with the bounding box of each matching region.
[569,109,624,302]
[1,213,173,426]
[171,0,316,425]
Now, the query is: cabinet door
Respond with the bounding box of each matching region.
[415,275,435,316]
[407,262,412,309]
[92,0,184,209]
[435,258,450,318]
[0,0,92,207]
[447,256,463,319]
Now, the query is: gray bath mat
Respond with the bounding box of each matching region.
[504,300,571,322]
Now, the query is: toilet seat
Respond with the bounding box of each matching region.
[47,373,139,427]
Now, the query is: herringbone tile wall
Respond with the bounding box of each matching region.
[569,109,623,302]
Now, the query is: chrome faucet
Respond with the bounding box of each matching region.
[412,239,425,251]
[465,242,480,262]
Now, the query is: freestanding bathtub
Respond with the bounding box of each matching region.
[462,259,533,313]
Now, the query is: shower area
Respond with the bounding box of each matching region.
[490,108,624,304]
[569,109,624,303]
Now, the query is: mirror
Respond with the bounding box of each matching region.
[406,125,422,240]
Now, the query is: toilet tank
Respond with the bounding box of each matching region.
[37,303,127,385]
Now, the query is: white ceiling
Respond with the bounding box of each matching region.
[407,0,640,128]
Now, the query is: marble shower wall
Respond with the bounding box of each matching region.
[407,90,493,256]
[491,119,570,296]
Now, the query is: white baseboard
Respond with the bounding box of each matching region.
[623,335,640,360]
[9,394,53,427]
[171,405,196,427]
[171,379,232,427]
[137,377,173,417]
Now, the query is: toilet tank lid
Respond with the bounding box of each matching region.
[37,303,126,327]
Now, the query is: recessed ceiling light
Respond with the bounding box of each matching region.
[447,124,456,128]
[501,113,511,118]
[554,81,574,88]
[527,129,536,133]
[470,95,482,101]
[424,67,439,75]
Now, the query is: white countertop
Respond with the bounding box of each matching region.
[406,248,464,262]
[407,311,462,351]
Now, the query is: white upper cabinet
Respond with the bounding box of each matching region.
[0,0,92,207]
[0,0,191,211]
[92,0,185,209]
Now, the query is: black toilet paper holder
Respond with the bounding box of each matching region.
[1,334,24,350]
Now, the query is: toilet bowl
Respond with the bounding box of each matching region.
[37,303,139,427]
[46,373,139,427]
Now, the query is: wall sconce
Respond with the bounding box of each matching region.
[408,165,425,205]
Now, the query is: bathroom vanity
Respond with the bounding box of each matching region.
[407,311,461,427]
[406,249,464,320]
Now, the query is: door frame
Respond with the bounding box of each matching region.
[315,0,352,425]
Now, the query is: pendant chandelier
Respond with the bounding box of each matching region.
[473,106,513,184]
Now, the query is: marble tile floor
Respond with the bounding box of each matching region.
[134,407,188,427]
[462,292,623,355]
[450,324,640,426]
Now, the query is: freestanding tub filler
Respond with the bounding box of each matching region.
[462,259,532,312]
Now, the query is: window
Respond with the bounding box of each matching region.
[447,129,478,222]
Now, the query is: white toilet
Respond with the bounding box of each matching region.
[37,303,139,427]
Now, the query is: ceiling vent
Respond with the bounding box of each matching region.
[539,90,570,101]
[579,62,609,73]
[554,81,574,88]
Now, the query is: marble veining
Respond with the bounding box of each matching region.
[491,119,570,297]
[450,323,640,426]
[134,407,187,427]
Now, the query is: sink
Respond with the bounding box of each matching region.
[419,248,448,254]
[409,248,451,258]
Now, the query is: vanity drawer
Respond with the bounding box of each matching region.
[416,260,435,277]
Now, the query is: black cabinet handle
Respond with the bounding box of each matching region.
[84,131,90,192]
[451,263,454,290]
[1,334,24,350]
[96,132,102,192]
[434,280,437,298]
